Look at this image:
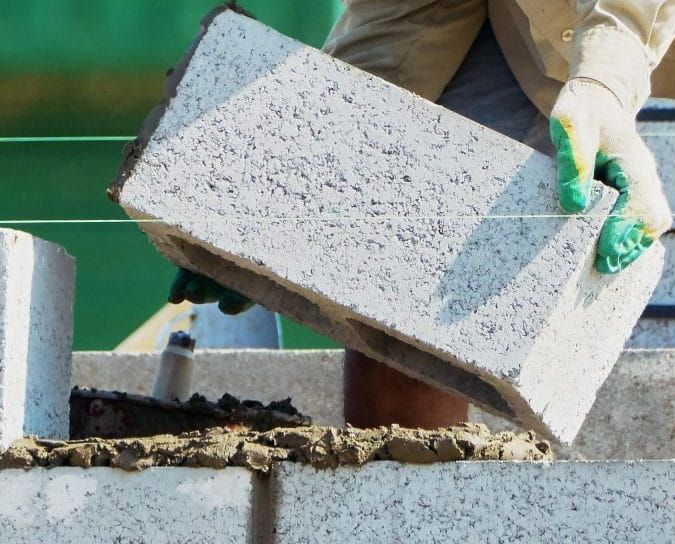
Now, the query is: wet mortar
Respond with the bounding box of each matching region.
[0,423,552,474]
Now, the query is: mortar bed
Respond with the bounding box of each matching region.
[1,422,551,473]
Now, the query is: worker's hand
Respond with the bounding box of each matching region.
[168,268,254,315]
[550,78,671,274]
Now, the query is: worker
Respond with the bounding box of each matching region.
[169,0,675,429]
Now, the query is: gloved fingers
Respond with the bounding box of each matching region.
[217,290,254,316]
[184,275,230,304]
[168,267,254,313]
[595,215,655,273]
[594,139,671,274]
[549,115,600,214]
[168,268,198,304]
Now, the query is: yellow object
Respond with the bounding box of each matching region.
[115,302,193,352]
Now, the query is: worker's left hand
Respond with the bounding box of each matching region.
[550,78,671,274]
[168,268,254,315]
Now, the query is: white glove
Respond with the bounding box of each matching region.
[550,78,671,274]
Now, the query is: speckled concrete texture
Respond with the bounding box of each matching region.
[270,461,675,543]
[114,10,664,443]
[0,229,75,450]
[628,233,675,347]
[628,319,675,348]
[72,349,345,426]
[1,461,672,543]
[570,350,675,458]
[640,121,675,215]
[0,467,256,543]
[646,233,675,306]
[470,350,675,459]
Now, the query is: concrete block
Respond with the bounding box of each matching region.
[646,233,675,306]
[627,233,675,348]
[112,8,664,443]
[0,467,257,543]
[0,229,75,449]
[570,350,675,459]
[470,350,675,459]
[270,461,675,543]
[72,349,345,426]
[640,121,675,213]
[627,319,675,348]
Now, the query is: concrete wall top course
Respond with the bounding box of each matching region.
[72,348,674,460]
[469,350,675,460]
[113,8,664,443]
[0,467,258,543]
[640,121,675,215]
[1,461,673,543]
[646,233,675,306]
[270,460,675,544]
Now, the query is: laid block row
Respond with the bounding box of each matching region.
[2,461,673,543]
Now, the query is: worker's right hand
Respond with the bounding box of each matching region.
[550,78,671,274]
[168,268,254,315]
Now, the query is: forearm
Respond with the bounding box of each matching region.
[572,0,675,112]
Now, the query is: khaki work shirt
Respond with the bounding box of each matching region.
[323,0,675,116]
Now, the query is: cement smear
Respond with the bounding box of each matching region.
[0,423,551,473]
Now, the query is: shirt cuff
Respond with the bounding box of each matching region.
[571,26,651,115]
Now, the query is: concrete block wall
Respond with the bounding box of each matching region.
[640,120,675,212]
[630,121,675,348]
[71,349,675,460]
[0,229,75,450]
[468,350,675,459]
[113,7,664,443]
[1,461,673,542]
[0,467,258,543]
[269,461,675,544]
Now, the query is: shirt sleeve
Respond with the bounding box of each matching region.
[571,0,675,113]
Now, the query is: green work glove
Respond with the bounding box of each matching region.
[168,268,254,315]
[550,78,671,274]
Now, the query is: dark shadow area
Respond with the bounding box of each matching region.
[168,233,340,339]
[346,318,515,417]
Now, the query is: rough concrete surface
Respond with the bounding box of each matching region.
[112,7,664,444]
[72,349,344,426]
[627,233,675,347]
[470,351,675,459]
[628,319,675,348]
[0,467,256,543]
[3,460,671,544]
[645,233,675,306]
[640,121,675,214]
[0,229,75,450]
[0,423,551,473]
[270,460,675,544]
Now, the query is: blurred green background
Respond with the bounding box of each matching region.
[0,0,343,350]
